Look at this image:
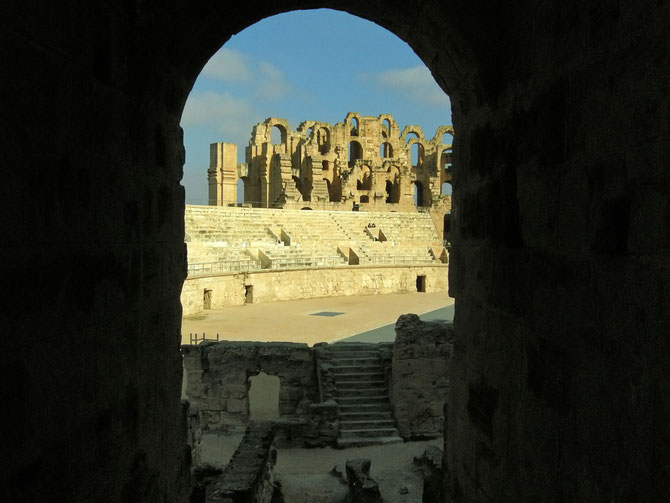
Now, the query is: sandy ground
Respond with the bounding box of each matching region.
[182,291,453,346]
[201,432,442,503]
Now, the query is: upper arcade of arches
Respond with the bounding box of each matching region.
[208,113,454,213]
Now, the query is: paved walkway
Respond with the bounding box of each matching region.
[181,291,454,346]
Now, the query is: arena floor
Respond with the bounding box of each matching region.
[181,291,454,346]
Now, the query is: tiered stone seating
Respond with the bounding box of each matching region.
[184,205,443,271]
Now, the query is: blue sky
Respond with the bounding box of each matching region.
[180,9,452,204]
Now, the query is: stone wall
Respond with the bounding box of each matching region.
[206,422,278,503]
[182,342,318,434]
[391,314,453,439]
[181,264,448,316]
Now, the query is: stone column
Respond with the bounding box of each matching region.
[208,142,238,206]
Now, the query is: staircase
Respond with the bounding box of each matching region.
[322,342,402,448]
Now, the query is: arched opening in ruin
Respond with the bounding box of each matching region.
[441,181,451,196]
[317,127,330,154]
[360,195,369,203]
[248,372,280,420]
[270,124,287,146]
[379,142,393,158]
[322,160,329,171]
[413,180,425,207]
[348,140,362,166]
[350,116,359,136]
[382,118,391,136]
[357,165,372,190]
[410,142,424,167]
[9,0,670,499]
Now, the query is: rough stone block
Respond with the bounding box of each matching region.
[345,458,382,503]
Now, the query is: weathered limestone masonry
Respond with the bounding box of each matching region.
[208,114,453,216]
[181,205,448,315]
[205,422,279,503]
[4,1,669,502]
[181,342,318,438]
[182,265,448,315]
[392,314,454,439]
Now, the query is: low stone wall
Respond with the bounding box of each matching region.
[182,342,318,433]
[206,422,278,503]
[391,314,454,439]
[181,264,448,316]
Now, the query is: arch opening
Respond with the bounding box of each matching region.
[271,124,286,146]
[349,140,362,166]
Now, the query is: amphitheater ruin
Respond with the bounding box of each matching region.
[207,114,453,213]
[6,2,670,502]
[177,115,457,500]
[182,115,452,317]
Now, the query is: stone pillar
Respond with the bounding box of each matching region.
[208,142,238,206]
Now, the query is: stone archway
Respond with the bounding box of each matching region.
[6,2,669,502]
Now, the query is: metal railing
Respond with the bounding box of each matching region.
[187,254,444,277]
[187,333,220,345]
[269,256,347,269]
[187,260,261,276]
[359,255,438,265]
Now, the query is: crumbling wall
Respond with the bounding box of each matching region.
[182,342,318,433]
[212,114,454,212]
[392,314,453,439]
[206,422,278,503]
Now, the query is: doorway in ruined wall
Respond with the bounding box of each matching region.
[248,372,280,420]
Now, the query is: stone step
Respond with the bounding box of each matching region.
[338,403,391,413]
[327,350,380,358]
[329,364,383,373]
[337,387,388,397]
[336,436,403,449]
[340,419,397,430]
[339,427,400,439]
[335,381,386,390]
[337,396,390,405]
[329,357,380,366]
[332,372,385,381]
[340,411,393,421]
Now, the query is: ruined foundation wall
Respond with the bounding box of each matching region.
[182,342,318,432]
[181,264,448,316]
[391,314,453,439]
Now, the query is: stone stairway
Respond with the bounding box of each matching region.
[324,342,402,448]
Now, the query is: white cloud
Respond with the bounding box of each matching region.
[254,62,292,100]
[364,65,451,108]
[181,91,254,136]
[201,48,253,83]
